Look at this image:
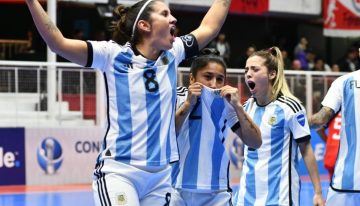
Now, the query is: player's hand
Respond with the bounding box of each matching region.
[186,82,202,106]
[220,85,240,107]
[313,193,324,206]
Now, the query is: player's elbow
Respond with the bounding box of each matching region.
[252,135,262,149]
[245,132,262,149]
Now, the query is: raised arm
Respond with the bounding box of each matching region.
[26,0,88,66]
[309,106,335,130]
[191,0,231,49]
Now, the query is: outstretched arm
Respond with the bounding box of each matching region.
[220,85,262,149]
[309,106,334,130]
[191,0,231,49]
[26,0,88,66]
[299,141,325,206]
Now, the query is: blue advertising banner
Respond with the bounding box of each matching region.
[0,128,25,185]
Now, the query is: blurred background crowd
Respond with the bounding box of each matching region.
[1,0,359,73]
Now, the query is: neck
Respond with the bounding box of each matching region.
[255,87,273,106]
[135,42,160,60]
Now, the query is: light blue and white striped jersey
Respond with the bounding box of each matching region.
[235,96,310,206]
[86,35,198,166]
[322,70,360,192]
[172,86,239,192]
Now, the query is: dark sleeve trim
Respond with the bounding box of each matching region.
[230,122,240,133]
[180,34,199,59]
[295,135,311,143]
[330,183,360,193]
[85,41,93,68]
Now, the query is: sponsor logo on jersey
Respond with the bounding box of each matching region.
[180,35,194,47]
[297,114,306,127]
[350,80,360,89]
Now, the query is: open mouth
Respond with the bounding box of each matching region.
[170,26,176,36]
[248,81,256,90]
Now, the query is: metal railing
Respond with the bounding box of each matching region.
[0,60,347,127]
[0,39,31,60]
[178,67,346,115]
[0,60,104,127]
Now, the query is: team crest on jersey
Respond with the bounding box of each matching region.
[268,115,277,125]
[297,114,306,126]
[115,192,127,205]
[213,89,221,97]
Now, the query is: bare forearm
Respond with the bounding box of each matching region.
[202,0,231,30]
[26,0,88,65]
[301,142,323,195]
[193,0,231,49]
[26,0,63,50]
[309,106,334,129]
[234,103,262,149]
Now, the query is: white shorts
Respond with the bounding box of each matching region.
[170,188,232,206]
[326,186,360,206]
[92,159,172,206]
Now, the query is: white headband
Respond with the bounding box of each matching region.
[131,0,153,38]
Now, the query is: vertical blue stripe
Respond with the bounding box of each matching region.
[244,101,250,111]
[144,62,162,166]
[114,53,133,162]
[244,107,265,206]
[166,52,177,161]
[232,188,239,206]
[266,106,285,204]
[171,162,180,186]
[182,99,202,189]
[210,98,225,191]
[342,77,356,189]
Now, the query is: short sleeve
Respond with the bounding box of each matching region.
[170,34,199,65]
[179,34,199,59]
[176,86,188,110]
[224,101,240,132]
[289,106,311,143]
[86,40,117,72]
[321,77,343,113]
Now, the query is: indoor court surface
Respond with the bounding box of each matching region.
[0,179,330,206]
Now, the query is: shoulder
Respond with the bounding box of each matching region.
[179,34,197,48]
[341,70,359,83]
[277,95,304,114]
[243,97,255,110]
[243,98,252,107]
[88,40,121,47]
[88,40,129,55]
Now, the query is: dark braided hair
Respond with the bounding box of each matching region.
[190,48,227,77]
[110,0,159,45]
